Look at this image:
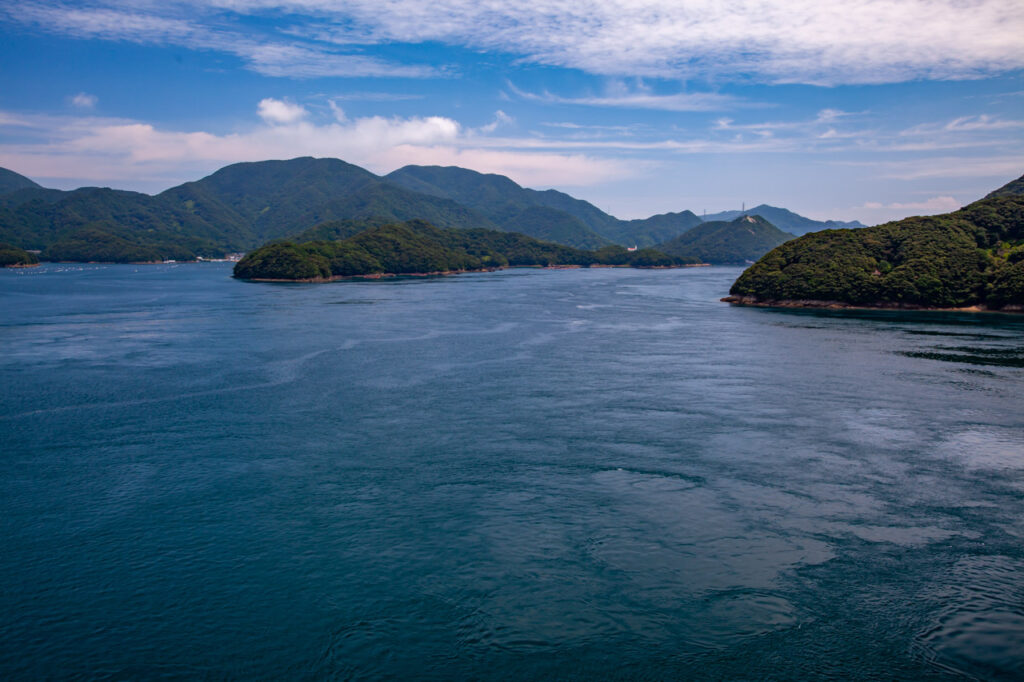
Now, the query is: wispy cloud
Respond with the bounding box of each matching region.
[326,92,425,102]
[213,0,1024,85]
[507,81,746,112]
[70,92,98,109]
[7,1,1023,85]
[901,114,1024,136]
[5,2,441,79]
[838,156,1024,181]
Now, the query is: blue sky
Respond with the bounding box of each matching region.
[1,1,1022,224]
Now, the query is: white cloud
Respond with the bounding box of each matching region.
[7,1,1024,85]
[70,92,98,109]
[0,103,631,191]
[257,98,307,124]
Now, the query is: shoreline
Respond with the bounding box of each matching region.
[720,295,1024,315]
[238,262,712,283]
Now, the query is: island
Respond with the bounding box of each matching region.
[723,175,1024,312]
[233,220,699,281]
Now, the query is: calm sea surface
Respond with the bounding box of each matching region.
[2,263,1023,680]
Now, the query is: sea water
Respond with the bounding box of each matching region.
[1,263,1022,679]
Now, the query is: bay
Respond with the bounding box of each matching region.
[1,262,1023,679]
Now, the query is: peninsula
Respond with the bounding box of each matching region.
[724,174,1024,312]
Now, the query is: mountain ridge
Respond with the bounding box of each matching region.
[0,157,865,263]
[701,204,864,236]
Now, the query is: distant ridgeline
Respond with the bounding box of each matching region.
[658,215,793,265]
[726,174,1024,312]
[701,205,864,236]
[233,220,698,281]
[0,157,852,265]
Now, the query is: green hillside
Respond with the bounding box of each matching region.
[0,187,233,261]
[657,215,794,264]
[235,220,695,281]
[728,192,1024,311]
[386,165,703,247]
[0,242,39,267]
[384,165,610,248]
[162,157,498,242]
[0,168,41,194]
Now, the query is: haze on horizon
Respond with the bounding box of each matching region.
[1,0,1022,225]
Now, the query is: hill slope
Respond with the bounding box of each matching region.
[984,172,1024,199]
[657,215,794,264]
[386,165,703,247]
[727,193,1024,311]
[384,165,610,249]
[0,168,41,194]
[161,157,499,243]
[702,205,864,235]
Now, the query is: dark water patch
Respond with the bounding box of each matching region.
[898,351,1024,368]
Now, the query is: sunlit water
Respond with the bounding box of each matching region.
[2,262,1023,679]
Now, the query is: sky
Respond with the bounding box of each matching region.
[1,1,1022,224]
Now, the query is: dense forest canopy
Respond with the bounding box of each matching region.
[728,189,1024,310]
[0,242,38,267]
[234,220,697,281]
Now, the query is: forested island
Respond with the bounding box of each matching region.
[725,176,1024,312]
[233,220,697,281]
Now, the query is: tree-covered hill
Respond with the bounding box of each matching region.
[161,157,499,243]
[386,165,704,247]
[0,168,41,194]
[385,165,611,249]
[234,220,696,281]
[701,205,864,236]
[0,187,234,261]
[727,193,1024,311]
[0,242,39,267]
[656,215,794,264]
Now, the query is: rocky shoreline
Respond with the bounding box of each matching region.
[721,294,1024,314]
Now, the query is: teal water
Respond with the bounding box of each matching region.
[2,263,1023,679]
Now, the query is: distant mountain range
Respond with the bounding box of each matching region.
[701,205,864,236]
[0,157,861,263]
